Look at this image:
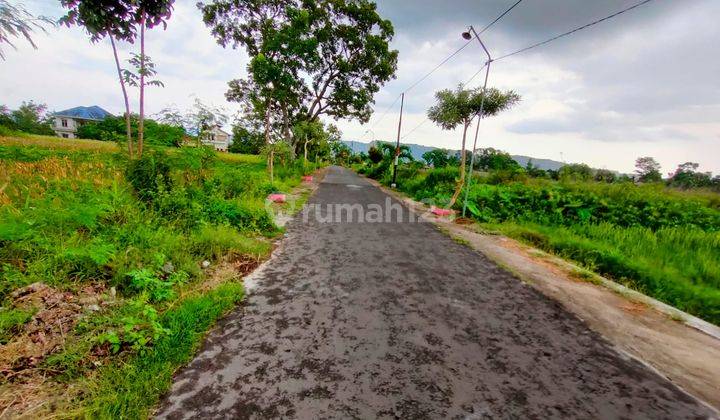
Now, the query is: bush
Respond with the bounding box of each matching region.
[125,152,172,202]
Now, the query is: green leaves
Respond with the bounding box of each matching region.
[428,85,521,130]
[200,0,398,123]
[96,298,169,354]
[122,52,164,89]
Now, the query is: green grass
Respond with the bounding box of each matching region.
[0,133,318,417]
[0,307,34,344]
[489,222,720,323]
[79,281,244,418]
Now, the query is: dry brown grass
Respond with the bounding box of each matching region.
[0,157,122,205]
[0,135,118,153]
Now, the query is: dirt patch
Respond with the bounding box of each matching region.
[0,283,109,379]
[0,283,113,418]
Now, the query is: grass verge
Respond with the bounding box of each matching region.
[77,281,243,418]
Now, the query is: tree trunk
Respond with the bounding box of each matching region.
[269,150,274,184]
[138,11,146,157]
[447,119,471,208]
[281,103,290,140]
[264,99,273,184]
[304,137,309,166]
[109,35,133,159]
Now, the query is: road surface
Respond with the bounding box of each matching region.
[157,166,714,419]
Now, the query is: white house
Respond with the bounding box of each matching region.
[201,126,231,152]
[53,106,112,138]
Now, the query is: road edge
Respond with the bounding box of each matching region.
[359,172,720,413]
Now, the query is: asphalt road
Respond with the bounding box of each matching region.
[157,166,714,419]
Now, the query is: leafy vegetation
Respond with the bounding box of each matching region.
[427,85,520,206]
[356,150,720,325]
[0,134,314,417]
[76,114,186,146]
[0,101,54,136]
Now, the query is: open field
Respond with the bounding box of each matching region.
[0,134,311,417]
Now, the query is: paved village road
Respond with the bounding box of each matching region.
[156,166,714,419]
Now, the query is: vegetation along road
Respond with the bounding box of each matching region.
[157,166,714,419]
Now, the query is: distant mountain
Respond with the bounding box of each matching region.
[342,140,566,171]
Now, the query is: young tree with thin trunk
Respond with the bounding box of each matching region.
[60,0,174,158]
[428,85,520,208]
[199,0,399,139]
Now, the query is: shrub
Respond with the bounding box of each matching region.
[125,152,172,202]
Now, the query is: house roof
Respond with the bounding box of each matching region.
[54,106,113,121]
[210,125,230,136]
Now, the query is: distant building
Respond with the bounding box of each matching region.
[53,106,113,139]
[200,125,231,152]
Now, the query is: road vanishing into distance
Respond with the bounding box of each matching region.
[157,167,714,419]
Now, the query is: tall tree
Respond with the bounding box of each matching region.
[60,0,174,157]
[0,1,53,60]
[292,120,325,165]
[668,162,712,189]
[199,0,398,125]
[428,85,520,207]
[0,100,54,135]
[634,156,662,183]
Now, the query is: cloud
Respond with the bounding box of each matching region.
[1,1,248,122]
[1,0,718,174]
[347,0,720,173]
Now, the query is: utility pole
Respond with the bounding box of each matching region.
[392,92,404,188]
[462,25,492,218]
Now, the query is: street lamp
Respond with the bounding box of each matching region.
[461,25,493,218]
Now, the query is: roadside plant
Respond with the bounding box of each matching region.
[97,299,169,354]
[427,85,519,207]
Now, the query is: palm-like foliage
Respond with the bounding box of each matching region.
[427,85,520,207]
[0,0,53,59]
[376,141,413,163]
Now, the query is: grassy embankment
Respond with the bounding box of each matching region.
[0,134,313,417]
[358,163,720,325]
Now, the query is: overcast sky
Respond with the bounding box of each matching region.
[1,0,718,174]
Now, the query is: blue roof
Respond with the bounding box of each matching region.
[54,105,113,120]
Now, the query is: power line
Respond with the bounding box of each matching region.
[403,40,473,94]
[400,62,489,141]
[366,39,473,134]
[368,0,524,138]
[396,0,524,142]
[495,0,655,61]
[367,93,402,134]
[478,0,524,35]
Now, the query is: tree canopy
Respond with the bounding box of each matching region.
[60,0,174,42]
[422,148,454,168]
[474,148,521,172]
[635,156,662,183]
[0,101,54,135]
[427,85,520,208]
[199,0,398,124]
[428,86,520,130]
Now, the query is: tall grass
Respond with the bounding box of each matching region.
[0,135,314,417]
[492,223,720,323]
